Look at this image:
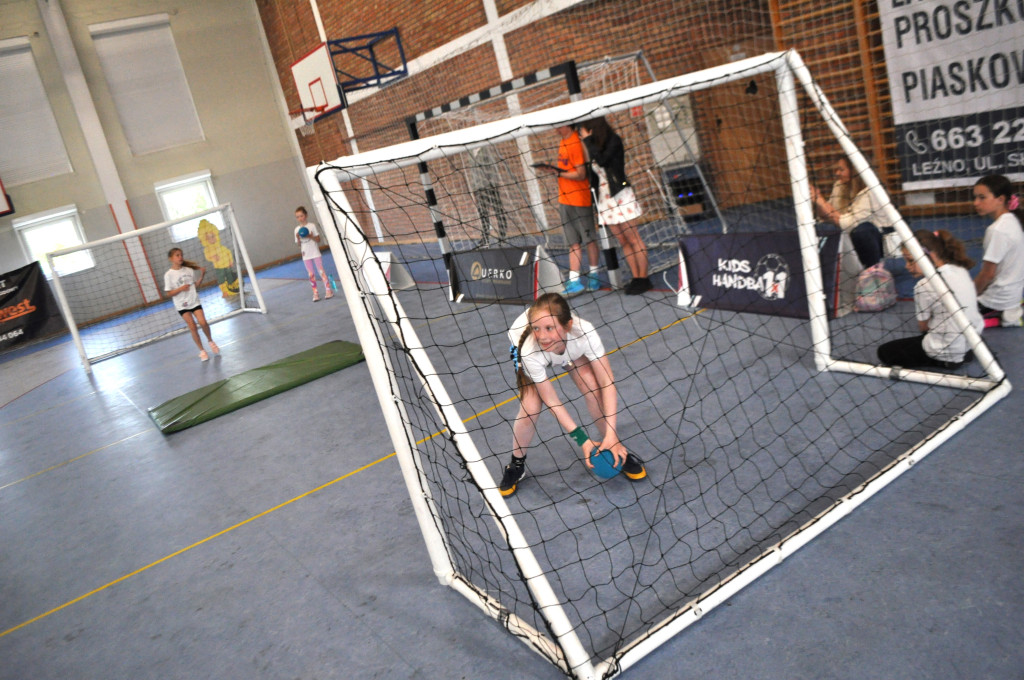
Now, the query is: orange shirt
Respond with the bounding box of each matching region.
[557,131,592,207]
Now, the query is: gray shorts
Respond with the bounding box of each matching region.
[559,203,595,246]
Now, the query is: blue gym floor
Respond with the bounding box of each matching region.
[1,253,1021,679]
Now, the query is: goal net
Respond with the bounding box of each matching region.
[403,54,713,281]
[312,51,1008,679]
[46,203,266,372]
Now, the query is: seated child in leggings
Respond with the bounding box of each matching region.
[877,230,983,369]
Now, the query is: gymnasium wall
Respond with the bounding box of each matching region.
[256,0,784,240]
[0,0,107,274]
[259,0,1017,226]
[0,0,312,275]
[260,0,774,163]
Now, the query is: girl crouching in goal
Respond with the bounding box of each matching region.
[165,248,220,361]
[500,292,645,497]
[877,230,983,370]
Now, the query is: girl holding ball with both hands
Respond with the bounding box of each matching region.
[294,206,334,303]
[972,174,1024,328]
[499,293,646,497]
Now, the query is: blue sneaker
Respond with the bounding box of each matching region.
[564,278,585,295]
[587,272,601,291]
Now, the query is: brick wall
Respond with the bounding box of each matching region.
[258,0,775,160]
[771,0,901,203]
[256,0,862,237]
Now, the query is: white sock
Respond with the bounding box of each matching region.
[569,271,580,281]
[589,266,599,274]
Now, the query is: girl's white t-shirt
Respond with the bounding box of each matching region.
[508,310,605,383]
[164,266,200,311]
[978,212,1024,310]
[837,186,894,232]
[294,221,322,261]
[917,263,983,362]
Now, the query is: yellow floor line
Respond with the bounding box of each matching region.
[0,431,149,492]
[0,450,397,639]
[0,388,102,432]
[1,305,702,638]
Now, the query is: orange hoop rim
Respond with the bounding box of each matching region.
[288,104,328,118]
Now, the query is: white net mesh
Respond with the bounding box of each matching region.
[403,55,709,270]
[48,205,264,366]
[313,52,1006,677]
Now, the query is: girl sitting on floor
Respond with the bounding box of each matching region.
[972,174,1024,327]
[877,230,982,370]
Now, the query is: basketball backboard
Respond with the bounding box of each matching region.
[290,43,345,120]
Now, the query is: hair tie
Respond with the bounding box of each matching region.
[933,230,939,236]
[1010,194,1020,211]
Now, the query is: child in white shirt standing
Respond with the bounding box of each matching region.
[294,206,334,302]
[164,247,220,361]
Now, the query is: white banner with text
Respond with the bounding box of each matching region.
[878,0,1023,189]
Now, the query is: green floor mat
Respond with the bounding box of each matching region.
[149,340,364,433]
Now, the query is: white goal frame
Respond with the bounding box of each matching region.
[47,203,267,374]
[312,50,1010,679]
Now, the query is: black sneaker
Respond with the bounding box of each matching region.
[625,277,653,295]
[499,458,526,496]
[622,453,647,480]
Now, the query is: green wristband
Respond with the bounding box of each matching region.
[569,427,589,446]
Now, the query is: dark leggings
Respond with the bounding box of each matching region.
[978,303,1002,319]
[877,334,966,370]
[850,222,883,269]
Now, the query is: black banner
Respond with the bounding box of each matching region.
[451,247,537,303]
[895,105,1024,187]
[679,231,841,319]
[0,262,67,350]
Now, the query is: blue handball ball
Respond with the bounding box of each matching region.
[298,226,310,238]
[589,449,622,479]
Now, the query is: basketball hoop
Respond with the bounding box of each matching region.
[289,105,327,137]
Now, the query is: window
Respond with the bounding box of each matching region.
[13,205,94,277]
[0,37,73,185]
[155,170,224,242]
[89,15,204,155]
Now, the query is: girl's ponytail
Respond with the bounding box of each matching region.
[515,326,533,396]
[167,247,201,271]
[919,229,974,270]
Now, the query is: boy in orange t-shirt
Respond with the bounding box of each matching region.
[539,125,601,294]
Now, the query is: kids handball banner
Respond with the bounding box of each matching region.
[0,261,67,350]
[678,231,841,319]
[878,0,1024,190]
